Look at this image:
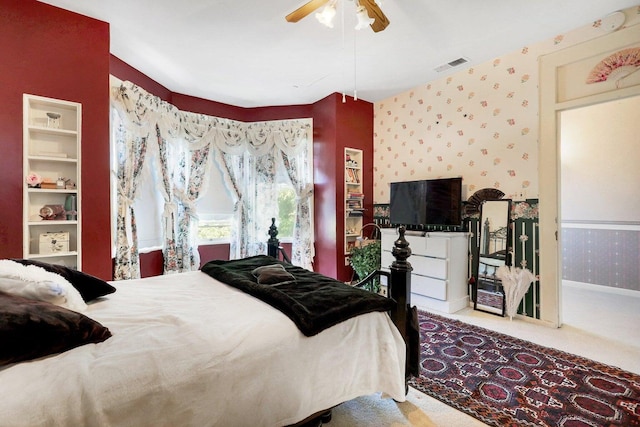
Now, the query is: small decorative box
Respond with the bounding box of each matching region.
[40,182,58,189]
[39,232,70,254]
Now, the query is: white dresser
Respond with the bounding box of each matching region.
[380,228,469,314]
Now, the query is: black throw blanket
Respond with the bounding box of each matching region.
[201,255,394,336]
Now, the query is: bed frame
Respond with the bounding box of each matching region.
[267,219,419,426]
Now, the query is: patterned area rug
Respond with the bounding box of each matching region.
[408,311,640,427]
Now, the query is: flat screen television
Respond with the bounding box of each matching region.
[389,180,428,226]
[389,177,462,228]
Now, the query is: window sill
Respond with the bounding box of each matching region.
[197,239,230,246]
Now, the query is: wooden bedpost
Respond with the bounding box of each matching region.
[389,226,419,379]
[267,218,291,263]
[389,226,412,341]
[267,218,279,258]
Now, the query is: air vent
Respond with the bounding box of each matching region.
[434,57,469,72]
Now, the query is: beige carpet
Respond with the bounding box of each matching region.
[327,283,640,426]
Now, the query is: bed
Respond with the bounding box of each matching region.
[0,226,417,427]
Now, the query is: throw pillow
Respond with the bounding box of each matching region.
[251,263,286,276]
[11,259,115,302]
[0,290,112,366]
[0,260,87,312]
[252,264,295,285]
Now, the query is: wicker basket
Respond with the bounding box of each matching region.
[355,223,381,248]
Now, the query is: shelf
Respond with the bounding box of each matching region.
[28,220,79,226]
[28,126,78,137]
[344,147,364,259]
[28,155,78,163]
[27,251,79,259]
[23,94,82,270]
[27,188,78,194]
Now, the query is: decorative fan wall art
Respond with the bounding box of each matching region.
[586,47,640,85]
[464,188,505,216]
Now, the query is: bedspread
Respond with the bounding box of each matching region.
[201,255,395,336]
[0,271,406,427]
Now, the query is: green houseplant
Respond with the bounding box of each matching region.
[349,240,382,293]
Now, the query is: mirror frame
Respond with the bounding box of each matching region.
[474,199,512,316]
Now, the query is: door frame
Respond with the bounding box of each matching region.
[538,24,640,327]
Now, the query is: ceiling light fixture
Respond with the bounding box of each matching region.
[286,0,389,33]
[354,5,374,30]
[316,0,376,31]
[315,0,337,28]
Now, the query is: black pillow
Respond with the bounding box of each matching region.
[251,264,286,276]
[252,264,295,285]
[11,259,115,302]
[0,290,112,366]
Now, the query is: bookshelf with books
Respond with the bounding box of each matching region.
[344,148,364,259]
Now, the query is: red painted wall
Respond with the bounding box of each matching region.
[110,56,172,102]
[0,0,112,280]
[312,95,340,278]
[312,93,374,282]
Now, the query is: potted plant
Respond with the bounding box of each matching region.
[349,240,381,293]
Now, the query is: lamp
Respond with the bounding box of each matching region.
[316,0,375,31]
[354,5,374,30]
[315,0,337,28]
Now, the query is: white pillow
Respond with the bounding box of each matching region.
[0,260,87,312]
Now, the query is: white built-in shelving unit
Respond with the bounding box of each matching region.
[344,147,364,263]
[23,94,82,269]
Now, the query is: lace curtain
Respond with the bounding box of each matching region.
[110,81,314,276]
[111,115,147,280]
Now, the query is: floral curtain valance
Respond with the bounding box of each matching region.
[111,81,312,156]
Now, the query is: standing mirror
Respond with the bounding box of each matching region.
[475,199,512,315]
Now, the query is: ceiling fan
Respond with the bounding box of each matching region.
[286,0,390,33]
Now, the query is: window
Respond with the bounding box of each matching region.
[113,143,303,249]
[197,214,233,241]
[277,184,296,239]
[110,109,164,255]
[273,159,298,240]
[196,157,298,244]
[132,162,164,250]
[111,79,314,271]
[196,159,234,244]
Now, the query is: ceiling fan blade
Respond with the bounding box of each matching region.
[286,0,330,23]
[359,0,390,32]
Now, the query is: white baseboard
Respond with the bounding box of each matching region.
[563,280,640,298]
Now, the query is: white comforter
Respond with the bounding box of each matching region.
[0,271,406,427]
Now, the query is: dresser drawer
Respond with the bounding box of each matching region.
[404,235,449,259]
[381,249,394,269]
[412,255,447,279]
[404,234,427,253]
[381,230,397,251]
[424,236,448,258]
[413,274,447,301]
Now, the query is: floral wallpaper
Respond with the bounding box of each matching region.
[373,6,640,204]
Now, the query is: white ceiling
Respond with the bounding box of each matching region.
[39,0,639,108]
